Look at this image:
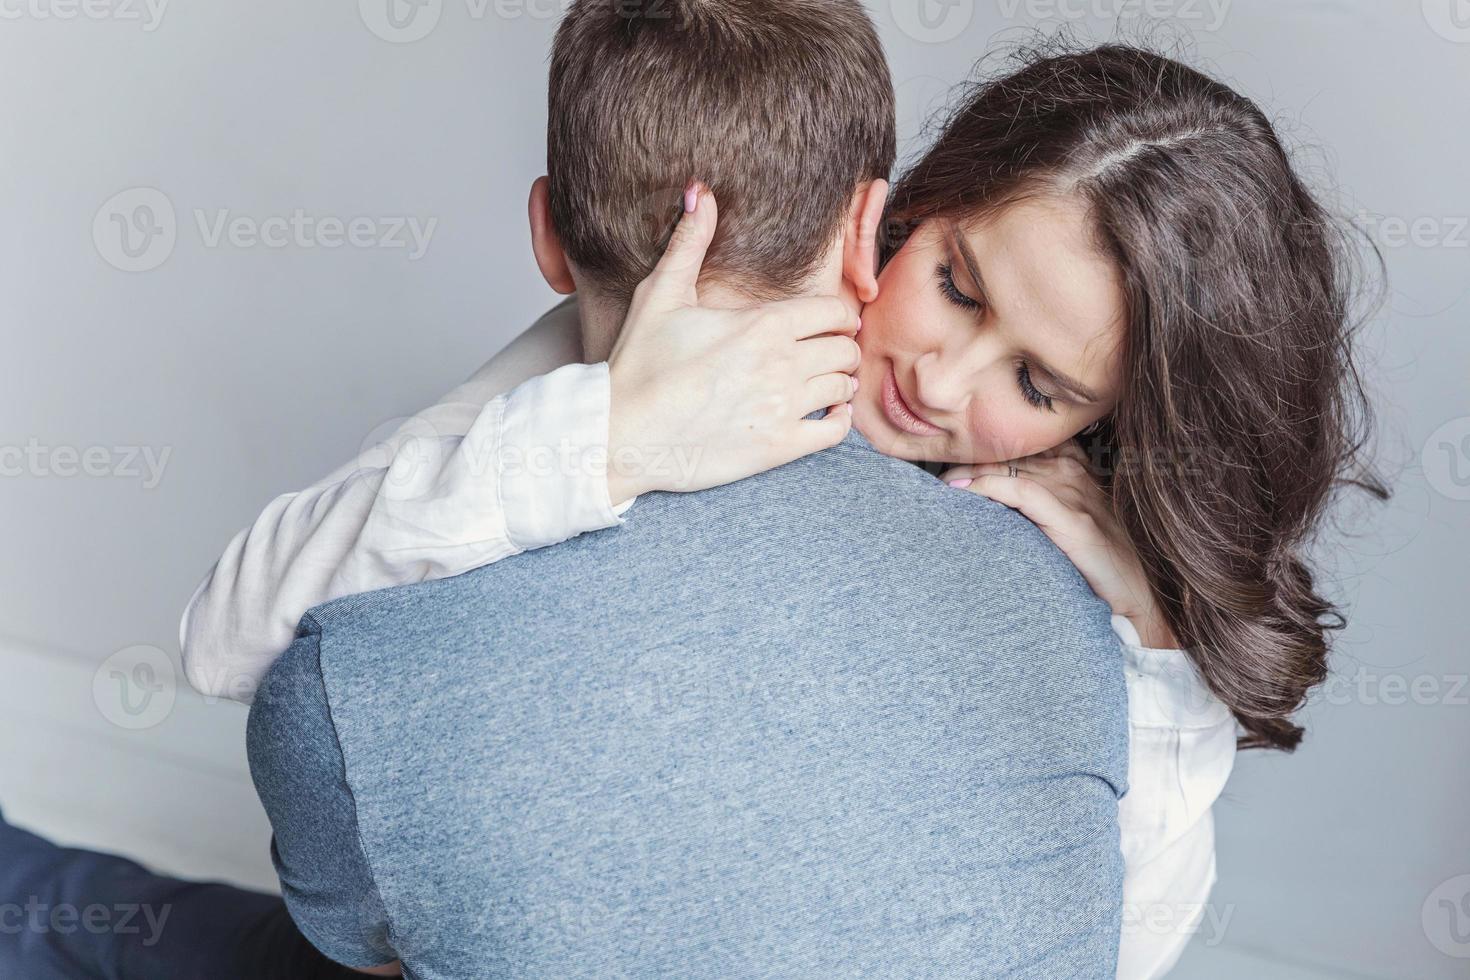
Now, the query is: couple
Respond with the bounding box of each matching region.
[5,1,1381,977]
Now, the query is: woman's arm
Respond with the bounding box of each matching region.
[183,186,861,703]
[180,300,610,702]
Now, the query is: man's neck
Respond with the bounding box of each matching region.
[573,291,623,365]
[575,279,854,365]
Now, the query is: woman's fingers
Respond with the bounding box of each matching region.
[637,183,719,309]
[942,462,1013,485]
[800,372,859,418]
[796,334,863,379]
[945,460,1165,644]
[793,406,854,456]
[945,452,1092,485]
[764,294,861,339]
[964,474,1089,536]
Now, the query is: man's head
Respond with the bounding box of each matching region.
[529,0,896,357]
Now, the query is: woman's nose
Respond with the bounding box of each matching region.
[912,349,975,417]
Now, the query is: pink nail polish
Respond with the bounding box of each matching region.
[948,478,972,489]
[683,186,698,213]
[855,316,863,333]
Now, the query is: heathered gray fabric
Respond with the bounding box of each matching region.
[248,423,1130,980]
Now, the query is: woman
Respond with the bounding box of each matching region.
[182,43,1382,978]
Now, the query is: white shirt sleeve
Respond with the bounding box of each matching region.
[179,299,631,704]
[1111,614,1238,980]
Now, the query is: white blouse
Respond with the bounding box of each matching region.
[180,297,1235,978]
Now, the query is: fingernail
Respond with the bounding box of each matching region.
[851,376,860,394]
[948,478,972,489]
[855,316,863,333]
[683,185,699,214]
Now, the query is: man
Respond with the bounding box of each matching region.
[247,1,1130,977]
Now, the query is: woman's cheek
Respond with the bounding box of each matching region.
[963,403,1054,463]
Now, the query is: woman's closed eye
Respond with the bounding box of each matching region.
[936,261,1058,413]
[936,261,984,312]
[1016,361,1056,412]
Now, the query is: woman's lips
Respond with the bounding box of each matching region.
[881,364,944,436]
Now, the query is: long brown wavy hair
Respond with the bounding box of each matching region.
[884,41,1387,751]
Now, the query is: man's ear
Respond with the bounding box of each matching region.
[842,178,888,304]
[528,176,576,295]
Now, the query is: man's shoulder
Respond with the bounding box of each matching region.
[323,427,1082,597]
[306,431,1116,693]
[709,433,1104,597]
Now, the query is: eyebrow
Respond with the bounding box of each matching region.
[1033,362,1102,405]
[951,231,1103,406]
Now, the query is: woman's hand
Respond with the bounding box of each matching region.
[605,184,862,504]
[941,442,1179,649]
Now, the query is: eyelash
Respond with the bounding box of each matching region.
[1016,361,1056,412]
[935,262,982,311]
[937,262,1056,413]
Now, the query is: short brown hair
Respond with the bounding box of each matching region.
[548,0,895,300]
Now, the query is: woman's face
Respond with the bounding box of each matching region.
[852,195,1128,465]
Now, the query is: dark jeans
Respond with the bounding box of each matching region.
[0,807,362,979]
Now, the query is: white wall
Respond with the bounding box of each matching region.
[1,2,1465,977]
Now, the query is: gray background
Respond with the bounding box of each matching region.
[1,1,1467,977]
